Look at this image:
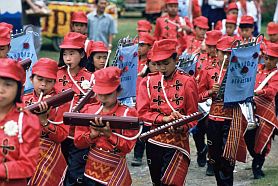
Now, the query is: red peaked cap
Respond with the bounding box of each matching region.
[264,43,278,58]
[206,30,223,46]
[137,20,152,32]
[240,15,254,25]
[226,2,238,12]
[139,32,155,45]
[92,66,122,94]
[267,22,278,35]
[32,58,58,80]
[0,26,11,46]
[0,58,25,84]
[71,11,88,24]
[0,22,13,31]
[151,39,177,62]
[226,14,238,24]
[60,32,86,49]
[86,41,108,57]
[216,36,235,51]
[165,0,178,4]
[194,16,209,30]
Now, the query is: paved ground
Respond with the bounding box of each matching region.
[126,135,278,186]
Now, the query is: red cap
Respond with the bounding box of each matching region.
[264,43,278,58]
[32,58,58,79]
[60,32,86,49]
[0,58,25,84]
[93,67,122,94]
[226,2,238,12]
[71,11,88,24]
[151,39,177,62]
[194,16,209,30]
[137,20,152,32]
[226,14,237,24]
[0,26,11,46]
[267,22,278,35]
[86,41,108,57]
[0,22,13,31]
[139,32,155,45]
[216,36,234,51]
[165,0,178,4]
[240,15,254,25]
[205,30,223,46]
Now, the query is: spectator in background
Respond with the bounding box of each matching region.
[87,0,117,50]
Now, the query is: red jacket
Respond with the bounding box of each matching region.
[22,91,69,143]
[74,102,138,156]
[0,104,41,184]
[137,70,198,128]
[255,65,278,102]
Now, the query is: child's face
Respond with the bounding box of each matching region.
[97,91,118,108]
[0,77,17,108]
[138,43,151,57]
[240,27,254,40]
[195,27,207,40]
[155,57,177,77]
[63,49,83,69]
[217,50,231,67]
[227,9,238,17]
[226,23,236,36]
[264,55,278,70]
[166,3,178,17]
[0,45,10,58]
[93,52,108,71]
[148,61,158,73]
[268,34,278,43]
[206,45,217,57]
[71,22,87,35]
[31,75,55,96]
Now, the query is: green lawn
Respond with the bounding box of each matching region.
[252,168,278,185]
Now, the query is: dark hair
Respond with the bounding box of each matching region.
[171,53,178,60]
[58,48,88,68]
[116,85,122,93]
[14,81,22,103]
[239,24,254,29]
[86,52,109,73]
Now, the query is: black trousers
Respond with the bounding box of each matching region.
[193,116,208,153]
[133,125,151,159]
[244,128,267,174]
[207,119,234,186]
[146,142,176,186]
[62,138,89,186]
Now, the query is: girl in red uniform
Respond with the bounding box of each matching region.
[22,58,68,186]
[0,58,40,185]
[55,32,93,186]
[86,41,109,73]
[75,67,138,186]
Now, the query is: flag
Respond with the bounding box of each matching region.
[8,32,37,93]
[115,44,138,106]
[224,44,260,105]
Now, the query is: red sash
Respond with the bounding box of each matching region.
[28,138,66,186]
[84,148,132,186]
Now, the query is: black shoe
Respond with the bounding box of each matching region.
[197,145,208,167]
[131,158,142,166]
[206,163,215,176]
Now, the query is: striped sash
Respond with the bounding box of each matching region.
[84,148,132,186]
[28,138,67,186]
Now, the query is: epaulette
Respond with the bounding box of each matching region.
[177,69,190,76]
[58,66,66,70]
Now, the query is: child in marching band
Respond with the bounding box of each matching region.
[55,32,93,186]
[74,67,138,186]
[71,11,88,36]
[0,58,40,185]
[86,41,109,73]
[0,23,13,58]
[137,39,198,185]
[23,58,68,186]
[266,22,278,44]
[244,43,278,179]
[238,15,255,43]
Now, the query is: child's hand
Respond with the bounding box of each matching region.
[90,117,112,138]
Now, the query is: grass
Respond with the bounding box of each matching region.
[252,168,278,186]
